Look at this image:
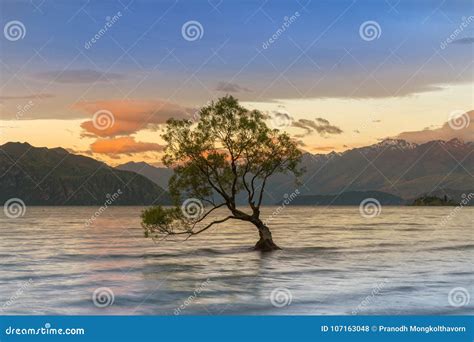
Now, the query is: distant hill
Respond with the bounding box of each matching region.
[264,138,474,202]
[419,188,474,206]
[4,138,472,206]
[116,161,172,190]
[280,191,405,206]
[410,195,457,206]
[0,142,171,205]
[118,138,474,203]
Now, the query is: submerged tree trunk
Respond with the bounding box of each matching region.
[253,220,281,252]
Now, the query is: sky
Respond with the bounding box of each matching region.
[0,0,473,165]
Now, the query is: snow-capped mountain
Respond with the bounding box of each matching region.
[267,138,474,201]
[356,138,418,154]
[114,139,474,202]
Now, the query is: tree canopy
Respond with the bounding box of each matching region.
[141,95,303,251]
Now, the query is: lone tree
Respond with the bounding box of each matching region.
[141,96,303,251]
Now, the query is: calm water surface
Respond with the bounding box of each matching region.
[0,206,472,315]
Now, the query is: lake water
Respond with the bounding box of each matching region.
[0,206,472,315]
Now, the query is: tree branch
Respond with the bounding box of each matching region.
[185,215,235,239]
[191,202,227,227]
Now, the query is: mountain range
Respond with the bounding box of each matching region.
[1,138,472,206]
[116,138,474,203]
[0,142,170,205]
[116,161,173,190]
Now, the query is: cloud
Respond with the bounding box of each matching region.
[295,139,306,147]
[269,111,291,122]
[313,145,335,151]
[77,99,194,137]
[90,137,164,155]
[452,37,474,45]
[34,69,126,83]
[293,119,316,137]
[0,93,54,100]
[215,82,251,93]
[292,118,343,138]
[395,110,473,143]
[315,117,330,125]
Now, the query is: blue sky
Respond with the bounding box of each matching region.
[1,0,473,162]
[2,0,473,103]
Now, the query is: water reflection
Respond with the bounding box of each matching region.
[0,206,472,315]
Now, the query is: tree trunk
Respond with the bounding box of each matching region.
[253,220,281,252]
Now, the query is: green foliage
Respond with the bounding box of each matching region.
[142,95,303,241]
[162,95,303,205]
[141,206,189,239]
[411,195,457,206]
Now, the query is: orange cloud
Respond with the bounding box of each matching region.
[396,110,473,143]
[90,137,164,155]
[77,99,194,137]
